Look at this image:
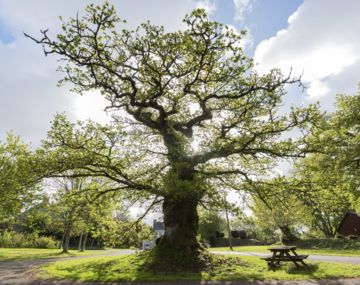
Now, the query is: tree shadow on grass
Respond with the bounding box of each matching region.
[286,263,319,275]
[5,251,78,261]
[56,258,120,282]
[38,254,333,284]
[134,250,203,281]
[267,262,318,272]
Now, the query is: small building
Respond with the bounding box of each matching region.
[337,212,360,237]
[153,219,165,238]
[231,230,247,239]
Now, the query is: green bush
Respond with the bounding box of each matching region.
[33,236,57,248]
[295,238,360,250]
[0,231,57,248]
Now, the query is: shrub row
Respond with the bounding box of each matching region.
[0,231,57,248]
[295,237,360,250]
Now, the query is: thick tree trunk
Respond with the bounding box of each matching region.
[279,225,298,244]
[160,198,200,250]
[59,234,65,249]
[151,146,208,270]
[318,215,337,237]
[81,233,88,251]
[62,225,71,253]
[152,197,207,271]
[78,233,83,251]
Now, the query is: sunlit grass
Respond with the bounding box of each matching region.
[210,245,360,256]
[210,245,269,253]
[39,253,360,282]
[0,248,115,261]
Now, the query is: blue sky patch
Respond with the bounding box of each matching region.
[243,0,303,47]
[208,0,303,55]
[0,18,15,44]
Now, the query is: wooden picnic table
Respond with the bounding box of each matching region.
[261,245,308,268]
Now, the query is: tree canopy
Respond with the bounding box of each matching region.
[0,133,39,226]
[241,88,360,240]
[27,3,319,266]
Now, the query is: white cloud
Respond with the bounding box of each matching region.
[74,91,111,124]
[0,0,204,145]
[307,80,330,99]
[194,0,216,14]
[254,0,360,100]
[233,0,252,22]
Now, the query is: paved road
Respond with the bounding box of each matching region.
[2,250,360,285]
[213,251,360,264]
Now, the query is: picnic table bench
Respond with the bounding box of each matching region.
[261,245,308,268]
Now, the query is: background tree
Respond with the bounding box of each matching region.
[51,177,122,252]
[27,3,319,267]
[243,178,310,243]
[328,90,360,200]
[101,216,155,249]
[198,208,226,244]
[0,133,39,228]
[245,89,360,240]
[292,154,354,237]
[17,194,55,236]
[288,88,360,236]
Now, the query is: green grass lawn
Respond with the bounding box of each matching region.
[39,253,360,282]
[0,248,114,261]
[210,245,360,256]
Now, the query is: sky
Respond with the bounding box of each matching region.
[1,0,360,146]
[1,0,360,219]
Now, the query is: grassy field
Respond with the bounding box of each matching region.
[210,245,360,256]
[39,253,360,282]
[0,248,114,261]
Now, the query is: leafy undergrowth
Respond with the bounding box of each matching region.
[295,238,360,251]
[0,248,113,261]
[40,252,360,282]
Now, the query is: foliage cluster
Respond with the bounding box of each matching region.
[0,133,39,226]
[101,219,155,248]
[0,230,57,249]
[295,238,360,250]
[239,89,360,242]
[0,3,359,270]
[198,209,226,243]
[24,2,321,255]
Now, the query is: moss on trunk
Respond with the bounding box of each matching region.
[150,197,209,271]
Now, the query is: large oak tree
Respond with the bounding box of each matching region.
[27,3,318,264]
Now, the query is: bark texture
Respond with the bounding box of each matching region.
[78,233,83,251]
[81,233,88,251]
[62,223,71,253]
[160,198,199,250]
